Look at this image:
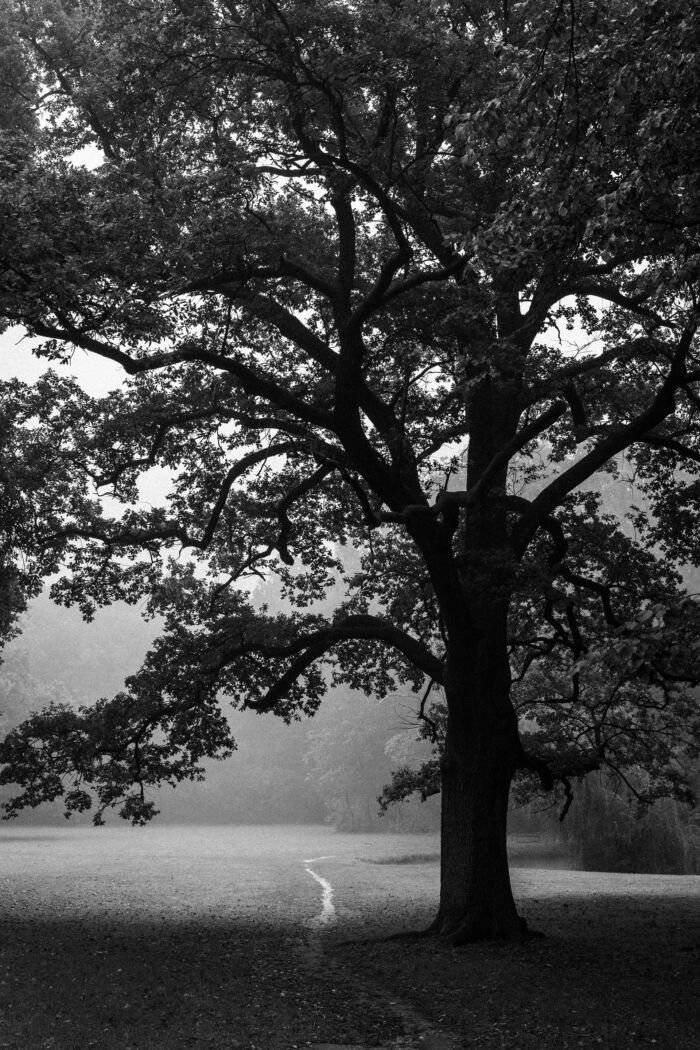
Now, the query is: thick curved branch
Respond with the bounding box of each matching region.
[537,512,569,565]
[217,615,444,710]
[207,286,339,373]
[565,280,673,330]
[249,639,330,711]
[200,442,300,550]
[560,566,620,628]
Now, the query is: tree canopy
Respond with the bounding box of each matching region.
[1,0,699,940]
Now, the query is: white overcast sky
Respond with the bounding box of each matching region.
[0,324,123,397]
[0,325,173,507]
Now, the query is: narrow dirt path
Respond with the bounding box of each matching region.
[301,856,462,1050]
[304,856,338,926]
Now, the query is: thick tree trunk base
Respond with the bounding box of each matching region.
[345,913,545,949]
[425,910,544,946]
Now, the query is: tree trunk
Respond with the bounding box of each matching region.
[426,357,529,942]
[434,703,523,942]
[428,635,526,943]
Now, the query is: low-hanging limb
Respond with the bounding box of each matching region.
[210,614,444,711]
[516,744,603,820]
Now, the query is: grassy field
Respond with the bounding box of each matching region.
[0,824,698,1049]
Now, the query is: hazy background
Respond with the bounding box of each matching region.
[0,588,440,830]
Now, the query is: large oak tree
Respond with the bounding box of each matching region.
[1,0,700,941]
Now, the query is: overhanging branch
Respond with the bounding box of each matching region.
[215,614,444,710]
[44,441,302,553]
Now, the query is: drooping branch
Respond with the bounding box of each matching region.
[516,744,602,819]
[417,678,438,739]
[635,433,700,465]
[560,566,620,628]
[213,614,444,709]
[542,591,575,652]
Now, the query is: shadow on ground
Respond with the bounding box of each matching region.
[1,890,698,1050]
[0,914,402,1049]
[0,828,698,1049]
[329,884,700,1050]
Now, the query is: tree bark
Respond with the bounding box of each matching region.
[429,361,528,943]
[429,636,526,943]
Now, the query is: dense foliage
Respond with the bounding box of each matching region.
[1,0,699,938]
[0,375,88,647]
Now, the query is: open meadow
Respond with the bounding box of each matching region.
[0,824,698,1050]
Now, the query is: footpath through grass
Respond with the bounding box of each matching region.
[0,824,698,1049]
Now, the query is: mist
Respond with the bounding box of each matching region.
[0,589,438,832]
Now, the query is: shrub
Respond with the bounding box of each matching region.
[562,772,700,874]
